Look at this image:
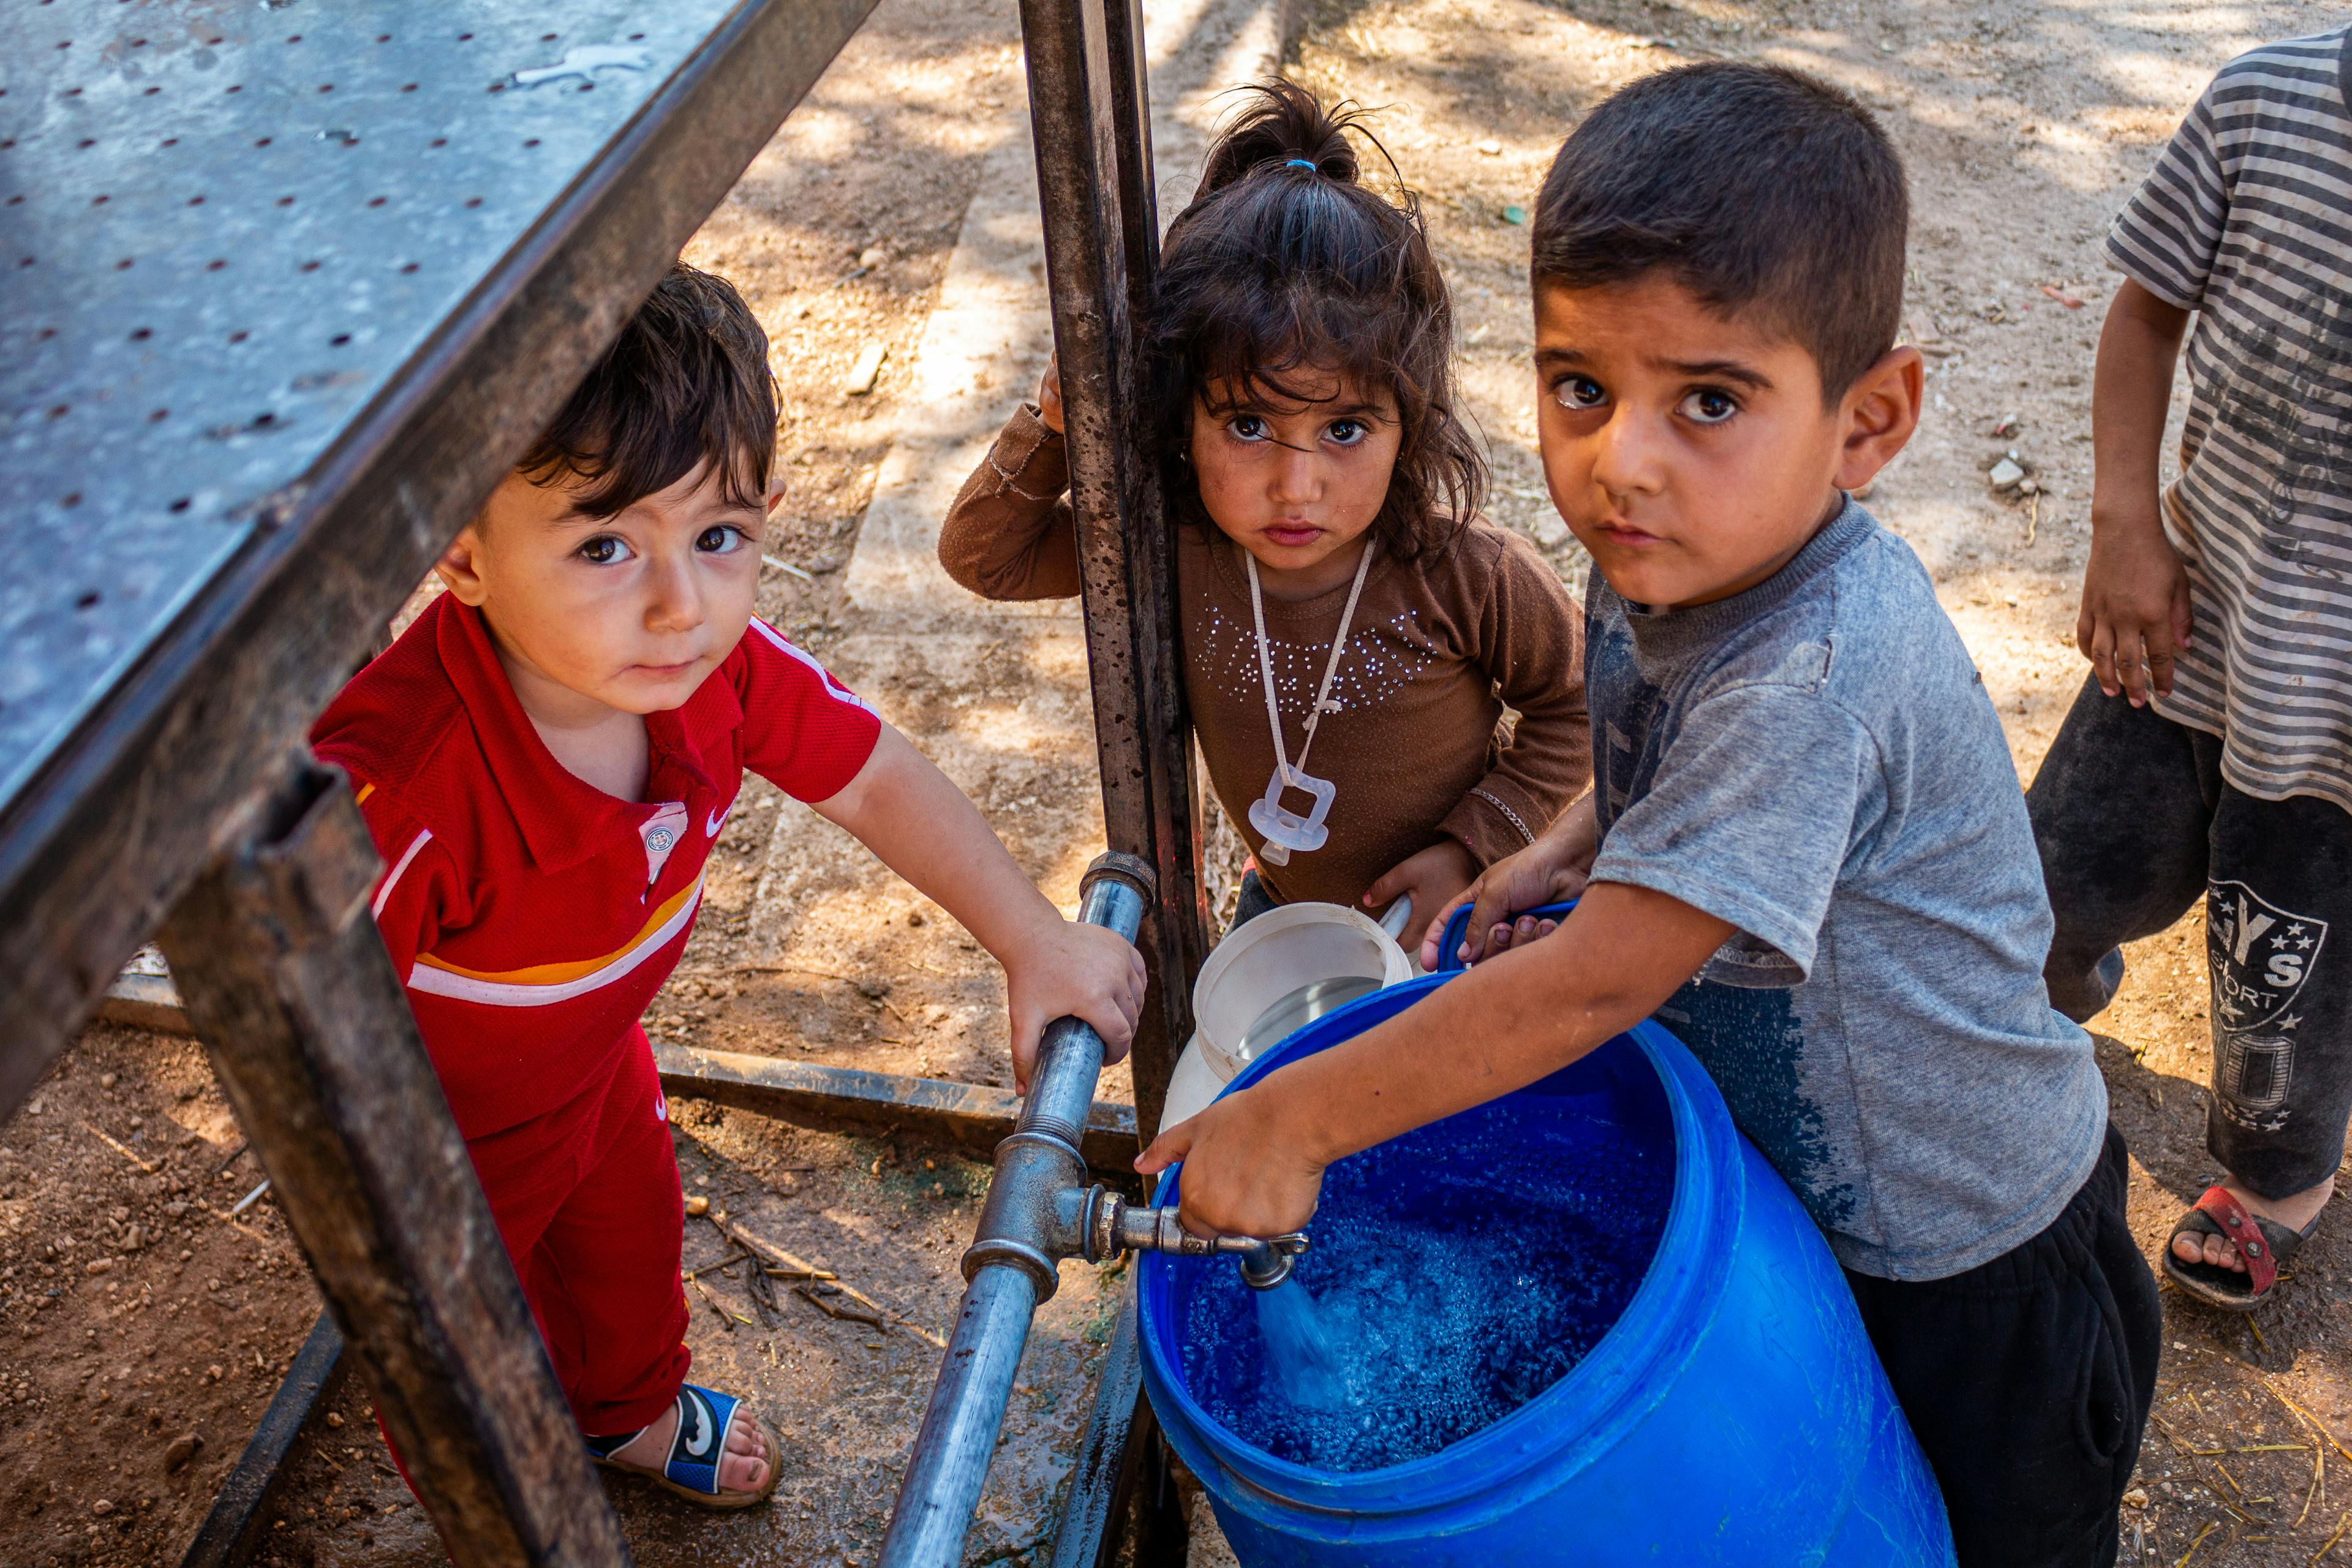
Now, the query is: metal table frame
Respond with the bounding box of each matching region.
[1,0,1208,1561]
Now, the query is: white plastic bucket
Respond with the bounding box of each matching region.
[1162,901,1414,1126]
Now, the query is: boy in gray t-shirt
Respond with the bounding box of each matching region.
[1141,64,2158,1568]
[1580,499,2109,1282]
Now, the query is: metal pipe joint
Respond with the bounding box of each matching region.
[1073,1184,1308,1290]
[951,853,1155,1307]
[888,851,1304,1568]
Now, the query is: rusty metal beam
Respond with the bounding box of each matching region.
[177,1312,349,1568]
[97,971,1143,1177]
[653,1042,1140,1175]
[159,765,630,1567]
[1018,0,1211,1147]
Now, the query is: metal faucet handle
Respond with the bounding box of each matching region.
[1235,1232,1308,1291]
[1077,1185,1308,1289]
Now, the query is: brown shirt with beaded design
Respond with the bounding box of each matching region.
[938,404,1592,910]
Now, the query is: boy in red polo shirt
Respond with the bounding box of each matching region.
[311,264,1146,1510]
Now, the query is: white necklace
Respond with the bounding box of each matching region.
[1245,541,1374,865]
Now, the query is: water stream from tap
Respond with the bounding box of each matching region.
[1251,1277,1346,1409]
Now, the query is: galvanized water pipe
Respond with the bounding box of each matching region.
[879,853,1155,1567]
[880,853,1310,1566]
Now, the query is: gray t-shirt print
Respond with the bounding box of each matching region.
[1585,499,2108,1280]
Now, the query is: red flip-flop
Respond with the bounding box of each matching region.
[2162,1185,2314,1311]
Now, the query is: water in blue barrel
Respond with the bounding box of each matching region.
[1136,971,1957,1566]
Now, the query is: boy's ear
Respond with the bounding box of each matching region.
[434,522,492,607]
[1831,344,1924,495]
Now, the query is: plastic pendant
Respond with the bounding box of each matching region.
[1248,763,1335,866]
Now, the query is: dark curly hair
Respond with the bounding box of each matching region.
[518,260,777,516]
[1144,80,1483,562]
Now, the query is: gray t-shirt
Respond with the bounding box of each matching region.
[1586,499,2107,1280]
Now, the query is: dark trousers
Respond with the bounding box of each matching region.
[2027,676,2352,1199]
[1231,865,1280,931]
[1847,1125,2161,1568]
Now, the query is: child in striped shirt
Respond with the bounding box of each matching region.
[2030,24,2352,1311]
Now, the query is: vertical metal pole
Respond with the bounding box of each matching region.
[157,763,631,1568]
[1048,1278,1194,1568]
[1021,10,1204,1561]
[1019,0,1211,1145]
[1128,1403,1194,1568]
[1102,0,1162,331]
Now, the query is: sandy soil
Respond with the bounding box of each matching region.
[8,0,2351,1565]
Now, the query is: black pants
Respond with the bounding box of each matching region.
[1231,866,1280,931]
[2028,676,2352,1199]
[1847,1125,2160,1568]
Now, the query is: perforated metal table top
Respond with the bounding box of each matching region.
[0,0,744,811]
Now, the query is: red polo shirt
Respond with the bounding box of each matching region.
[311,595,880,1139]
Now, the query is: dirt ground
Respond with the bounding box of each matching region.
[7,0,2352,1564]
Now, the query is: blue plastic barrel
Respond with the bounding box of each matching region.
[1136,973,1956,1566]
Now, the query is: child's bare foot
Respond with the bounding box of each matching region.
[2170,1176,2331,1274]
[591,1385,776,1507]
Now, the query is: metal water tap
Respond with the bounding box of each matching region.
[1072,1183,1309,1289]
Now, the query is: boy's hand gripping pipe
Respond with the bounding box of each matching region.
[880,853,1307,1568]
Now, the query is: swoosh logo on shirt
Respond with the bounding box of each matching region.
[706,799,734,838]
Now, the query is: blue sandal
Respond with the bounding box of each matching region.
[585,1383,780,1509]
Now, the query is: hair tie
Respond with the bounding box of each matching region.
[1286,158,1317,170]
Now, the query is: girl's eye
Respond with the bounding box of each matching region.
[695,524,746,554]
[1326,418,1366,446]
[1552,375,1607,411]
[1679,388,1740,424]
[1229,414,1269,442]
[578,535,634,565]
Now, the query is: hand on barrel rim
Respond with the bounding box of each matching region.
[1420,793,1598,970]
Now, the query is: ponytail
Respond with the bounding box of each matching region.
[1195,77,1365,194]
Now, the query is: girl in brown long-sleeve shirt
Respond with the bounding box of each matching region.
[940,83,1590,950]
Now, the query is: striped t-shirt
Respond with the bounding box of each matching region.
[2107,26,2352,812]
